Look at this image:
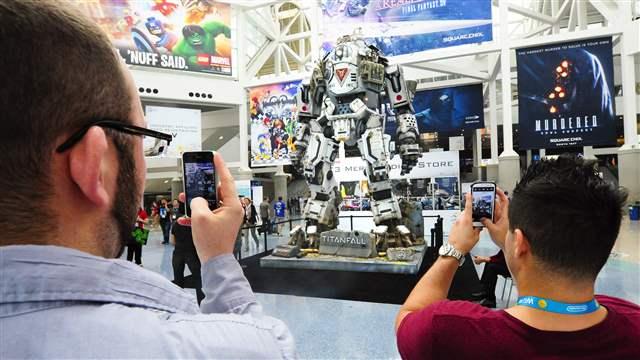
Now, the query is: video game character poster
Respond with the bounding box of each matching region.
[321,0,493,57]
[76,0,232,75]
[384,84,484,136]
[516,37,616,149]
[249,81,301,167]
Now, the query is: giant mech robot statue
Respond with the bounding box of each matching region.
[290,32,421,251]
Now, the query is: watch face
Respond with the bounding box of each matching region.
[438,244,449,256]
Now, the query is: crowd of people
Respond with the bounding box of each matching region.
[1,1,639,359]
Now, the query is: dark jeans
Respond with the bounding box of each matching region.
[126,243,142,265]
[480,261,511,301]
[172,250,204,304]
[260,217,270,234]
[160,220,171,243]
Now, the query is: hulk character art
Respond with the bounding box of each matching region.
[172,21,230,70]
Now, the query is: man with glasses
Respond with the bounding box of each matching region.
[0,1,295,358]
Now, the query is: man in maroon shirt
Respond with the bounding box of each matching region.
[396,154,639,359]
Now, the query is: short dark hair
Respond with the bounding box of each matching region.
[278,196,283,201]
[0,0,132,243]
[509,154,628,281]
[183,25,205,38]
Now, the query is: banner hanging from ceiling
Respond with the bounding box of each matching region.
[76,0,232,75]
[320,0,493,56]
[249,81,301,167]
[516,37,616,149]
[384,83,485,136]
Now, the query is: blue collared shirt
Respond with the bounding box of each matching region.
[0,245,296,359]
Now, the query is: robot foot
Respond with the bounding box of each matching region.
[372,223,414,252]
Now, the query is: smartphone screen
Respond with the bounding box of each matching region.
[471,183,496,226]
[182,151,217,217]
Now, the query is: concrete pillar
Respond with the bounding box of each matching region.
[273,166,288,210]
[171,177,183,201]
[472,129,482,180]
[539,148,546,159]
[497,1,520,193]
[526,150,532,166]
[618,9,640,204]
[487,62,499,182]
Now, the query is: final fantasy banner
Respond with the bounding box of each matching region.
[516,37,616,149]
[321,0,493,56]
[76,0,232,75]
[249,81,301,167]
[384,84,485,135]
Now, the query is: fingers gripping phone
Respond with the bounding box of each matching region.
[471,182,496,227]
[182,151,218,217]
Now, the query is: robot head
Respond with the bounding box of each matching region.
[145,17,164,37]
[183,25,206,46]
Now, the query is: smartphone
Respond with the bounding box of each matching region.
[471,182,496,227]
[182,151,217,217]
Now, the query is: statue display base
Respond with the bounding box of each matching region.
[260,245,426,274]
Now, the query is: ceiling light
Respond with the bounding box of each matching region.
[218,135,224,140]
[164,180,169,183]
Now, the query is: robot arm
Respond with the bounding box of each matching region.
[291,65,326,170]
[384,64,420,175]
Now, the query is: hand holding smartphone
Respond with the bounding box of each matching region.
[471,182,496,227]
[182,151,218,217]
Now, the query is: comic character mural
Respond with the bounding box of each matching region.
[75,0,232,75]
[249,81,301,167]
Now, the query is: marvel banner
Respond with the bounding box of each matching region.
[76,0,232,75]
[516,37,616,149]
[249,81,301,167]
[384,84,485,135]
[321,0,493,56]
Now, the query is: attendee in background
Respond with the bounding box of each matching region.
[242,197,260,251]
[259,197,271,235]
[150,201,159,229]
[274,196,286,236]
[171,199,204,304]
[0,2,294,357]
[158,198,171,244]
[127,207,148,266]
[472,250,510,308]
[395,154,638,359]
[172,199,180,215]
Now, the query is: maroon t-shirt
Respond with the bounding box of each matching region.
[397,295,640,359]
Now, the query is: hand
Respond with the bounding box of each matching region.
[189,154,244,263]
[481,188,510,249]
[448,192,481,254]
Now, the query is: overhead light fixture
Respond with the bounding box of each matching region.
[164,180,169,184]
[218,135,224,140]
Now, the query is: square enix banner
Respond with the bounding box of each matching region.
[75,0,232,75]
[516,37,616,149]
[249,81,301,167]
[321,0,493,56]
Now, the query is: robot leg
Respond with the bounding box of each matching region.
[357,127,413,250]
[299,131,341,247]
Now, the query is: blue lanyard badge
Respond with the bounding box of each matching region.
[517,296,600,315]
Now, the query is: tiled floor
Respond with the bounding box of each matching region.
[132,217,640,359]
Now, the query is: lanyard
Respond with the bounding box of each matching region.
[517,296,600,315]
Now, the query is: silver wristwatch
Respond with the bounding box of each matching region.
[438,243,465,266]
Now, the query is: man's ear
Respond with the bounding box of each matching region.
[68,126,111,208]
[513,229,531,258]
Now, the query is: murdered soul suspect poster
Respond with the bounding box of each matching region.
[516,37,616,149]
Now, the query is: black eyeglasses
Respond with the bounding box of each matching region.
[56,119,173,156]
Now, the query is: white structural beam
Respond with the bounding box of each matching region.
[507,2,556,24]
[588,0,617,23]
[407,62,490,81]
[500,0,516,156]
